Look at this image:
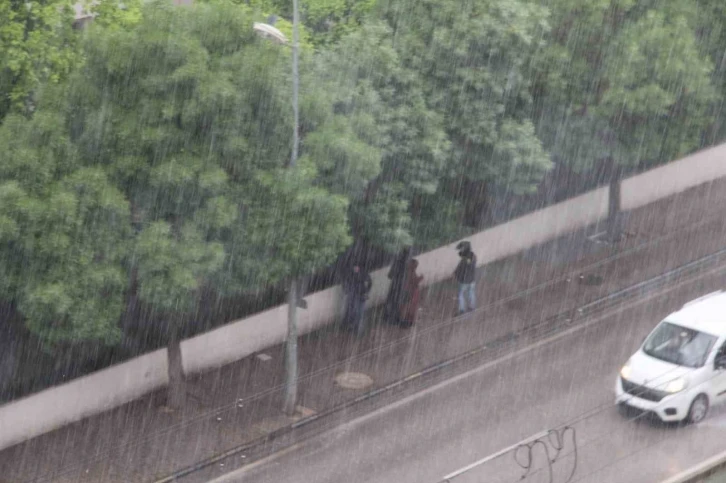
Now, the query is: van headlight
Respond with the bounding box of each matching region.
[620,362,632,380]
[665,377,688,394]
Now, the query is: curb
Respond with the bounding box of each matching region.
[661,451,726,483]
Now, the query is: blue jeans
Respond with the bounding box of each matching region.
[458,283,476,313]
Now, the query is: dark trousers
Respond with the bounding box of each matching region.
[343,294,366,335]
[384,281,404,324]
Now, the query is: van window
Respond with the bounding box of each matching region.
[643,322,717,368]
[715,341,726,364]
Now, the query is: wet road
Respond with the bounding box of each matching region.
[209,268,726,483]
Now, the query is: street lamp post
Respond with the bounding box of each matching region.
[282,0,301,416]
[253,2,302,416]
[290,0,300,169]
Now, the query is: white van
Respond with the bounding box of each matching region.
[615,291,726,423]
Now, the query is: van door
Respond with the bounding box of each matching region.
[712,341,726,399]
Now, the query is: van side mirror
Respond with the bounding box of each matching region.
[716,356,726,370]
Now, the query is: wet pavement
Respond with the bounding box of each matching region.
[3,177,726,482]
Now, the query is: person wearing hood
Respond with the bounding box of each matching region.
[342,263,373,336]
[384,246,411,324]
[454,241,477,316]
[399,259,424,328]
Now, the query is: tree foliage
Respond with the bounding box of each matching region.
[0,0,80,121]
[0,108,129,345]
[314,22,446,251]
[530,0,717,171]
[369,0,553,232]
[85,0,143,30]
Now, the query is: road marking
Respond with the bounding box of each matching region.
[207,263,726,483]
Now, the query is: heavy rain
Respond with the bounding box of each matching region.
[1,0,726,482]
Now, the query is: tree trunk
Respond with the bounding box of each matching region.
[167,326,186,409]
[606,159,623,243]
[462,180,489,228]
[283,278,299,416]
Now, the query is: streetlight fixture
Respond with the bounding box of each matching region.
[253,22,288,44]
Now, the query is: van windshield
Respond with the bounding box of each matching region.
[642,322,717,368]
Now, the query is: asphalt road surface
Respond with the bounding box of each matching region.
[209,268,726,483]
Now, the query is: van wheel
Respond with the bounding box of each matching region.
[687,394,709,424]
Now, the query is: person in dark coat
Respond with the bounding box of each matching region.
[342,264,373,335]
[384,247,411,324]
[399,259,423,328]
[454,241,477,315]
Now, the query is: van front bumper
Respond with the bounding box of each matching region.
[614,377,691,422]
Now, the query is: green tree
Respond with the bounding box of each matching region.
[313,21,447,252]
[61,0,372,408]
[530,0,717,238]
[84,0,144,30]
[65,1,263,408]
[689,0,726,144]
[0,107,130,350]
[378,0,553,231]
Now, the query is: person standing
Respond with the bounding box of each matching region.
[342,264,373,335]
[399,259,423,328]
[454,241,477,316]
[384,247,411,324]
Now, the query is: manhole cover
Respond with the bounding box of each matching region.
[335,372,374,390]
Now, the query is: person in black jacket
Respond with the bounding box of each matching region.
[384,246,411,325]
[342,264,373,335]
[454,241,477,315]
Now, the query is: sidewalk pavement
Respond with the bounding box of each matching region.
[3,178,726,483]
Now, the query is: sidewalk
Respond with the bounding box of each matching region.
[3,178,726,483]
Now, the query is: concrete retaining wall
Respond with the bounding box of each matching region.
[0,350,168,453]
[1,145,726,452]
[622,144,726,211]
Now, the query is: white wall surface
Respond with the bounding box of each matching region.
[622,144,726,211]
[0,349,168,452]
[0,144,723,451]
